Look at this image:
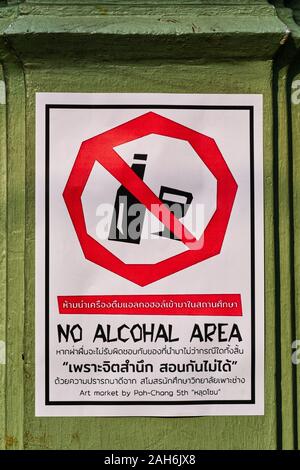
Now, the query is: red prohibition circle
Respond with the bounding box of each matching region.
[63,112,238,286]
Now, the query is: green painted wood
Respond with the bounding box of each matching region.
[23,60,276,450]
[0,0,299,450]
[285,3,300,446]
[287,0,300,449]
[0,64,6,451]
[273,1,300,450]
[0,0,288,60]
[273,63,295,450]
[290,63,300,451]
[2,57,26,451]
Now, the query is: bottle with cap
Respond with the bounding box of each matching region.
[109,153,147,244]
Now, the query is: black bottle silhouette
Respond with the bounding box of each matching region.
[109,154,147,244]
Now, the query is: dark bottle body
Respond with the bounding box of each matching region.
[109,154,147,244]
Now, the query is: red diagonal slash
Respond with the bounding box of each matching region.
[63,111,238,285]
[95,146,199,249]
[83,111,219,250]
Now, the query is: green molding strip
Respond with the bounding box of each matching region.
[0,54,26,450]
[0,1,288,60]
[273,1,300,450]
[0,67,6,451]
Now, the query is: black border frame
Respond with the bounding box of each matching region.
[44,104,255,406]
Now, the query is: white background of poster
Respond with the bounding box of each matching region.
[35,93,264,416]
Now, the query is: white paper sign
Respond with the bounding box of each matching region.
[36,93,264,416]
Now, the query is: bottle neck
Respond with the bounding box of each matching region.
[131,162,146,179]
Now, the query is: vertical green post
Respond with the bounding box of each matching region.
[0,64,6,451]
